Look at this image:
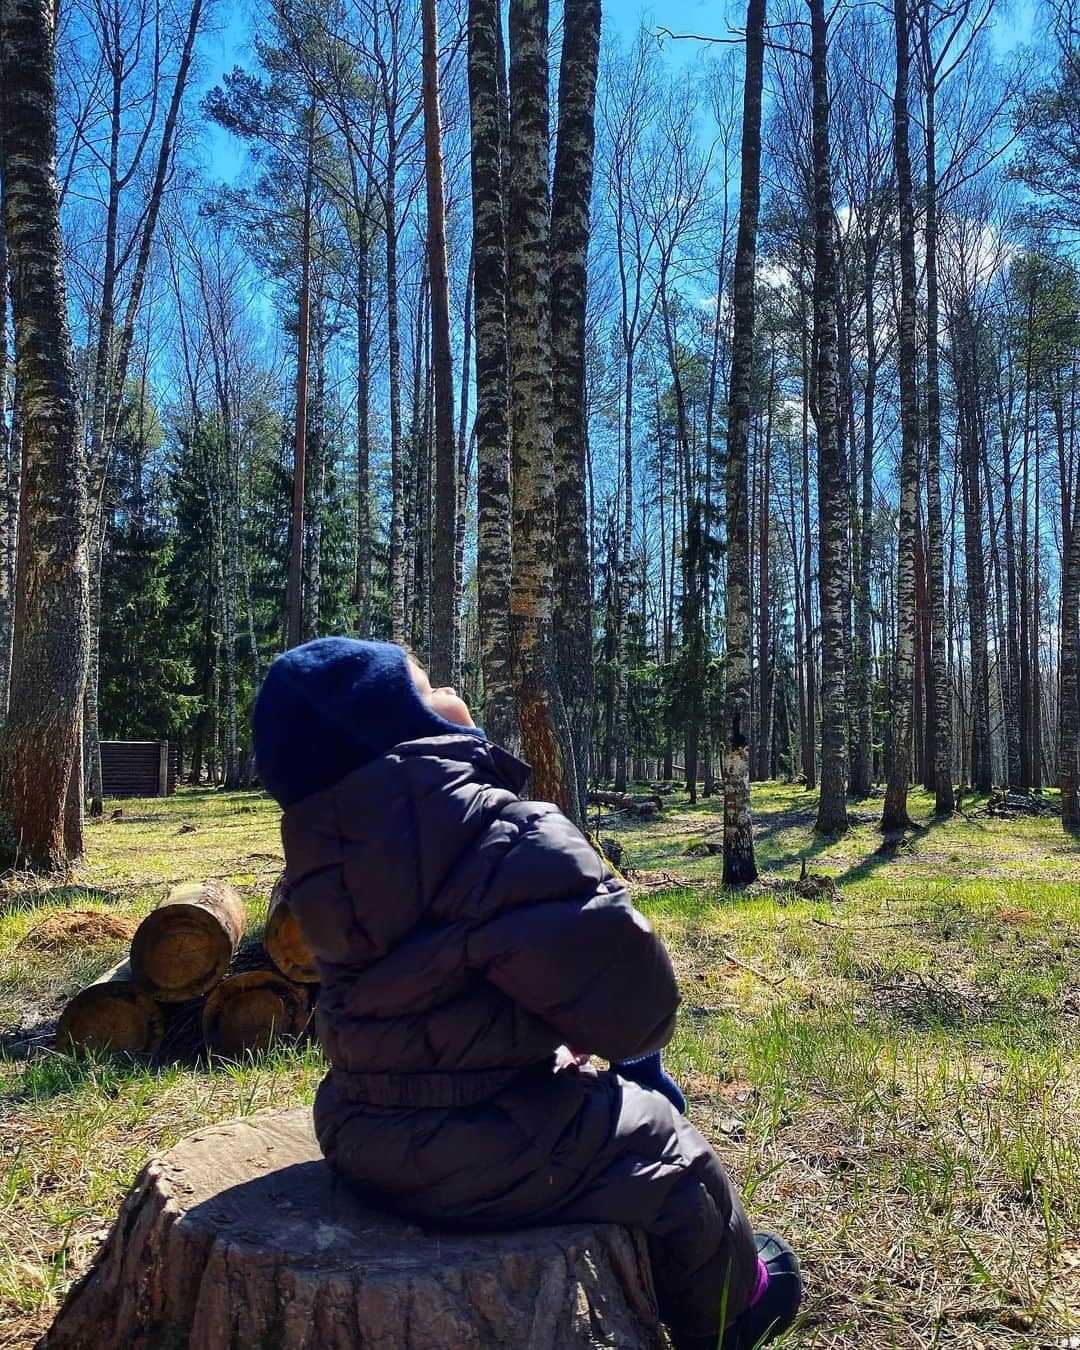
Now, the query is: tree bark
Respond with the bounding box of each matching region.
[0,0,91,872]
[468,0,518,752]
[285,105,315,650]
[920,58,954,814]
[1061,453,1080,826]
[506,0,577,814]
[720,0,765,882]
[422,0,457,687]
[42,1109,664,1350]
[810,0,849,835]
[551,0,600,824]
[882,0,919,832]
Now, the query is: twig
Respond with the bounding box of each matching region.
[722,949,786,988]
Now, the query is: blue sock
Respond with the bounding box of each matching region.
[614,1051,687,1114]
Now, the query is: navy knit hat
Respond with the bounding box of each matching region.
[252,637,483,808]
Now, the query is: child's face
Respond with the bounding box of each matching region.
[408,659,476,728]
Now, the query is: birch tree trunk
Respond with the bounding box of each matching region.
[810,0,849,835]
[423,0,457,686]
[882,0,919,832]
[506,0,577,815]
[286,106,315,650]
[550,0,600,823]
[355,206,373,637]
[722,0,764,881]
[850,248,876,797]
[468,0,518,752]
[921,65,954,815]
[0,0,91,871]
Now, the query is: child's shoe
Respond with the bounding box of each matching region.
[669,1232,802,1350]
[722,1232,802,1348]
[613,1051,687,1113]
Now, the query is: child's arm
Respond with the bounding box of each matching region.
[466,801,680,1062]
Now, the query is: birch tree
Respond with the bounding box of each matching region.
[0,0,91,869]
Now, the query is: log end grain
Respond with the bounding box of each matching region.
[56,962,165,1056]
[130,881,246,1003]
[264,877,319,984]
[41,1107,664,1350]
[201,970,311,1058]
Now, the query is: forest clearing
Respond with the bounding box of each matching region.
[0,782,1077,1349]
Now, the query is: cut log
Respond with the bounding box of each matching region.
[201,961,311,1058]
[264,874,319,984]
[56,959,165,1057]
[130,880,247,1002]
[587,789,662,817]
[41,1108,662,1350]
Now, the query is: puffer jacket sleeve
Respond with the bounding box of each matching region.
[465,801,681,1062]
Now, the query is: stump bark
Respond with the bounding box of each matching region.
[41,1108,664,1350]
[264,875,319,984]
[130,880,247,1002]
[56,959,165,1056]
[202,965,311,1058]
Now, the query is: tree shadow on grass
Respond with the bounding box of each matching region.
[0,883,122,917]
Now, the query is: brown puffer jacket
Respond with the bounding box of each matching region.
[282,733,757,1341]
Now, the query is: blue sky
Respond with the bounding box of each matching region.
[193,0,1039,187]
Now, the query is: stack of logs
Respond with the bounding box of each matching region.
[56,876,319,1062]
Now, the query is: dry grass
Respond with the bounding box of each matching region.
[0,783,1078,1347]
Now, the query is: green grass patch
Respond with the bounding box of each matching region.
[0,780,1077,1345]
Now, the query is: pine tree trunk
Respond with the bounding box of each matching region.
[882,0,919,832]
[1060,458,1080,826]
[0,229,12,725]
[551,0,600,824]
[722,0,764,881]
[468,0,518,752]
[423,0,458,687]
[506,0,577,816]
[810,0,848,835]
[755,354,774,781]
[0,0,91,872]
[302,307,326,643]
[614,346,633,794]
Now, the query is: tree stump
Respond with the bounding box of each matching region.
[56,959,165,1056]
[41,1108,664,1350]
[130,880,247,1002]
[264,875,319,984]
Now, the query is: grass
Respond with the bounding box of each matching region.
[1,783,1078,1347]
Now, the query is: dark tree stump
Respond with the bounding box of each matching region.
[130,880,247,1002]
[41,1108,664,1350]
[264,875,319,984]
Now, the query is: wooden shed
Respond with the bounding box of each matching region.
[100,741,179,798]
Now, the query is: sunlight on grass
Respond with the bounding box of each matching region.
[0,780,1078,1345]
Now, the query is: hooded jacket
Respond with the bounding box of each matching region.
[284,733,680,1112]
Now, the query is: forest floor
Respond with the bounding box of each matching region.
[0,782,1078,1348]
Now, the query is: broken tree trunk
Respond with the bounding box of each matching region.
[41,1108,663,1350]
[130,880,246,1002]
[202,962,311,1058]
[56,959,165,1056]
[264,875,319,984]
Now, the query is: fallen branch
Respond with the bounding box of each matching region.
[722,949,785,988]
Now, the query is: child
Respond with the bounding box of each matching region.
[253,637,801,1349]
